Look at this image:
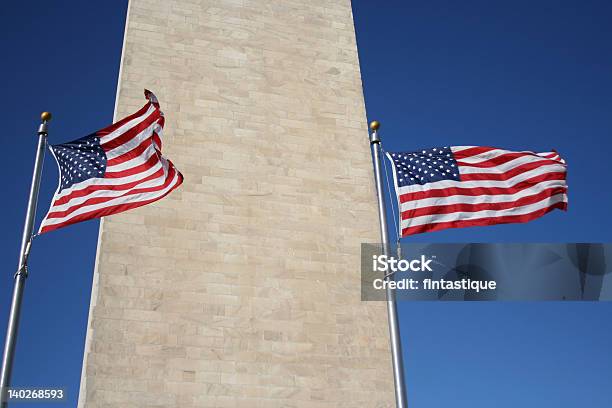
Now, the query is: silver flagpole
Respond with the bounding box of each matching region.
[0,112,51,407]
[369,120,408,408]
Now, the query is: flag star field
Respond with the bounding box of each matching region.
[52,135,107,191]
[388,147,461,187]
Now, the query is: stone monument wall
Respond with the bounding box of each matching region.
[78,1,394,406]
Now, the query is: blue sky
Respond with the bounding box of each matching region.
[1,0,611,407]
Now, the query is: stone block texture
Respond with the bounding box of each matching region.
[78,0,394,406]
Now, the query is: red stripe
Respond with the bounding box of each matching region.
[101,109,161,151]
[452,146,497,159]
[39,172,183,234]
[460,161,563,182]
[399,172,566,203]
[153,116,164,151]
[457,152,531,168]
[97,103,151,137]
[402,201,567,236]
[52,167,166,206]
[104,152,160,178]
[45,166,177,219]
[153,132,162,151]
[401,187,567,219]
[106,137,152,166]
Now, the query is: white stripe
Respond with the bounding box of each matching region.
[46,171,168,213]
[400,193,567,230]
[153,128,163,150]
[452,148,535,164]
[399,179,567,213]
[540,153,565,164]
[452,147,562,165]
[41,165,179,228]
[51,160,164,201]
[105,121,161,160]
[457,154,560,174]
[396,163,566,196]
[99,104,156,144]
[105,143,158,173]
[538,152,557,158]
[449,146,476,153]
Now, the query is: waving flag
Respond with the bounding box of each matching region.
[39,90,183,234]
[387,146,567,236]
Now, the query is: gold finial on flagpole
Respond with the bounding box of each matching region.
[369,120,380,131]
[39,112,52,134]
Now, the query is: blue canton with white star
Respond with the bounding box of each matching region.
[388,146,460,187]
[51,134,107,192]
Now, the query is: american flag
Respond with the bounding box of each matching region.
[39,90,183,234]
[387,146,567,236]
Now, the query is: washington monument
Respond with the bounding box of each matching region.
[78,1,395,406]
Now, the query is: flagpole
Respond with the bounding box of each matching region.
[0,112,51,406]
[369,120,408,408]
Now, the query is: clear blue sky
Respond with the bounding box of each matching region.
[1,1,611,407]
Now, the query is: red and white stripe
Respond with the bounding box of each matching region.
[39,91,183,234]
[390,146,567,236]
